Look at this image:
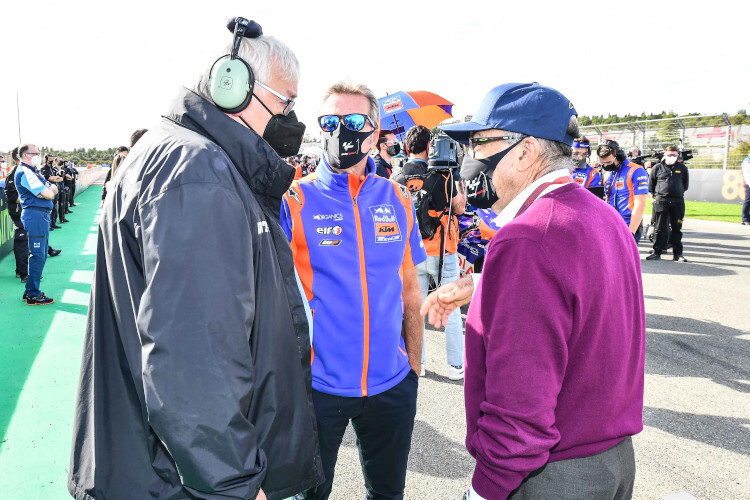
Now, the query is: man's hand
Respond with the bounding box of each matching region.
[420,276,474,328]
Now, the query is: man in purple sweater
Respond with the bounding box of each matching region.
[423,83,646,499]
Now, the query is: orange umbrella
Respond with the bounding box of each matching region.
[378,91,454,140]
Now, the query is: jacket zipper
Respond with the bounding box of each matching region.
[351,183,371,397]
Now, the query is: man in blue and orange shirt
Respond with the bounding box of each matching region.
[599,140,649,243]
[570,136,602,189]
[281,82,426,500]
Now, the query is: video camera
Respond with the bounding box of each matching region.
[428,133,463,170]
[630,148,693,166]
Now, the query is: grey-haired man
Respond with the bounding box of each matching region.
[69,18,322,500]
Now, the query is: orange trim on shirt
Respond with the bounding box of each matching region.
[349,174,371,397]
[391,181,416,270]
[626,166,637,211]
[285,180,314,302]
[585,170,595,188]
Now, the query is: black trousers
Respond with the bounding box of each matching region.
[58,185,68,217]
[50,192,59,226]
[11,216,29,276]
[652,198,685,256]
[301,371,418,500]
[742,184,750,223]
[68,182,77,203]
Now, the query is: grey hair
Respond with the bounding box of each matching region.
[506,116,579,173]
[194,35,300,101]
[321,81,380,130]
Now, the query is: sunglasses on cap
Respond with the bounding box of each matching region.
[318,113,374,133]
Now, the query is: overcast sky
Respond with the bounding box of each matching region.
[1,0,748,152]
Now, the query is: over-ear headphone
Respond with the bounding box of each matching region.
[599,139,627,162]
[209,17,262,114]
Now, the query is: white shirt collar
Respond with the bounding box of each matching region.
[491,168,571,228]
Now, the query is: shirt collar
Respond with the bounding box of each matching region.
[492,168,571,228]
[317,154,376,191]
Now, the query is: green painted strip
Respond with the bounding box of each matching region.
[0,188,100,497]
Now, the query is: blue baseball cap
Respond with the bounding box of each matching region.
[441,82,578,146]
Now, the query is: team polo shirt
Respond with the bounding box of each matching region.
[604,160,648,225]
[571,164,602,188]
[15,163,54,210]
[280,156,427,398]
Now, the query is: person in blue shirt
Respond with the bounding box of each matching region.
[598,140,649,243]
[14,144,57,305]
[570,136,602,189]
[281,82,426,500]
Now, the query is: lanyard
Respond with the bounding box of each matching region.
[515,176,572,219]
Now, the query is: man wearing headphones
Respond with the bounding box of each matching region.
[69,18,322,500]
[599,140,649,243]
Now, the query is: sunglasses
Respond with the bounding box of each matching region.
[468,135,514,149]
[318,113,374,133]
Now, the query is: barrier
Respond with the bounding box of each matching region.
[0,167,105,260]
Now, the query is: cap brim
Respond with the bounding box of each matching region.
[439,121,492,145]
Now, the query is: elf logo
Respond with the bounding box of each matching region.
[316,225,342,235]
[319,239,342,246]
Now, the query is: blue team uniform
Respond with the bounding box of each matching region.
[280,156,426,397]
[604,159,649,226]
[15,164,54,298]
[571,164,602,188]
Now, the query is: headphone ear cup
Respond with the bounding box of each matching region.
[616,150,627,162]
[209,56,255,114]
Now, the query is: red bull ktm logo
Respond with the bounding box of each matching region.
[369,204,402,243]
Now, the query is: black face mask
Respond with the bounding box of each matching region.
[460,139,523,209]
[601,161,618,172]
[246,96,306,158]
[386,143,401,156]
[324,125,373,170]
[574,158,587,169]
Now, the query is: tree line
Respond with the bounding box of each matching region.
[34,147,121,165]
[579,110,749,127]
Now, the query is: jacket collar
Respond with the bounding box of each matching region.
[316,154,376,192]
[162,87,294,202]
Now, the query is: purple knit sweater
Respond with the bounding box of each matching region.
[465,183,646,499]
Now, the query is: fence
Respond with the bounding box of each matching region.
[579,114,750,170]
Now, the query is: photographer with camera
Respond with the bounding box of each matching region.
[600,140,649,243]
[646,146,689,262]
[393,125,466,380]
